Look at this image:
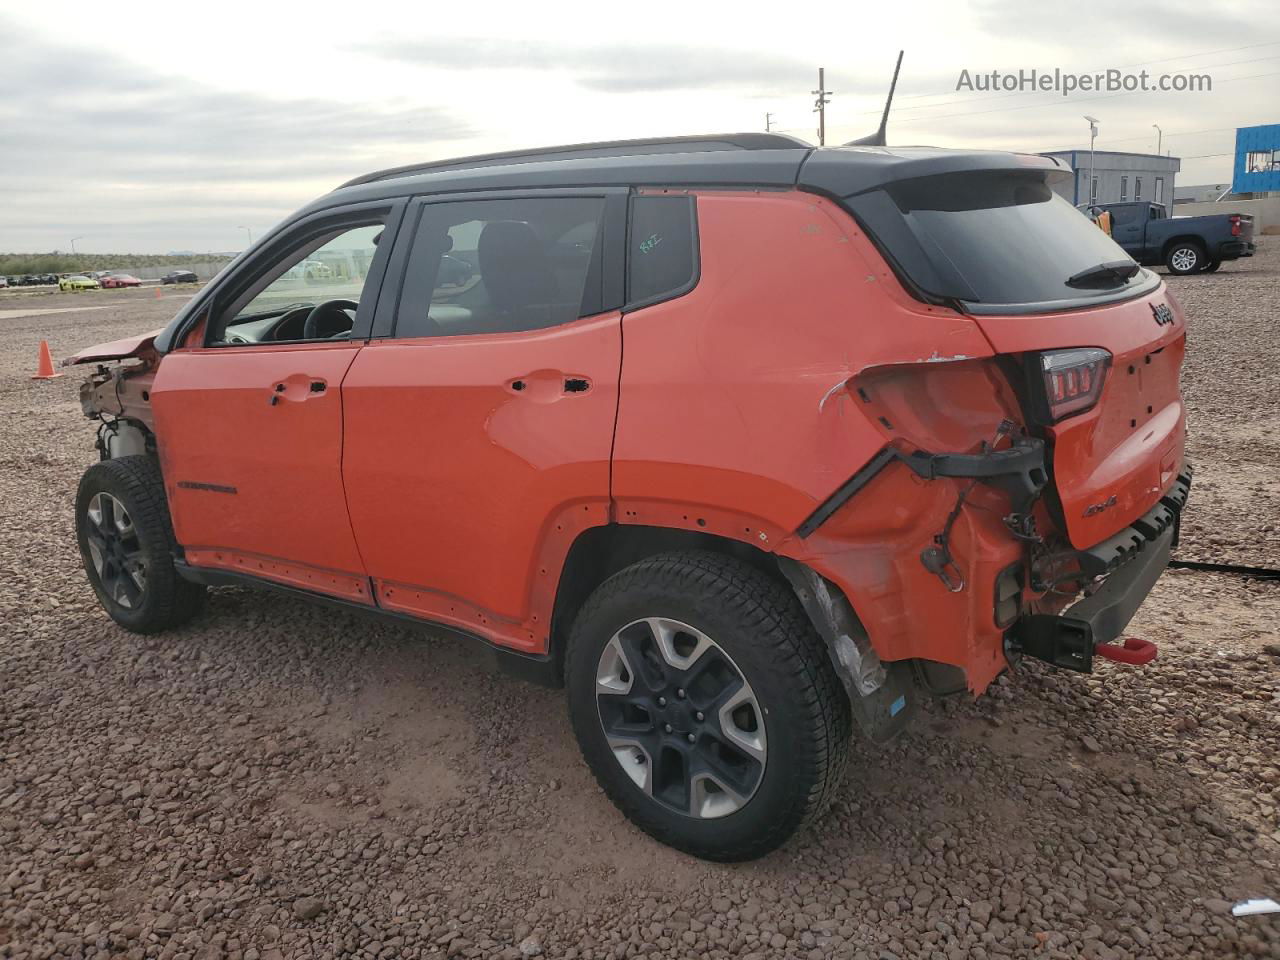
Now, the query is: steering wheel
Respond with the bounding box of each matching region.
[302,299,359,340]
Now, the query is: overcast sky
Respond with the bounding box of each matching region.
[2,0,1276,254]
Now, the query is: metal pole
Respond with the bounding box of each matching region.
[238,226,253,248]
[71,237,82,256]
[1153,124,1162,155]
[765,112,774,133]
[1085,116,1099,204]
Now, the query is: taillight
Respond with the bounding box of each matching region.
[1229,214,1241,236]
[1040,348,1110,422]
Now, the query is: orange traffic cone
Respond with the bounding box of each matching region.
[32,340,61,380]
[153,286,163,299]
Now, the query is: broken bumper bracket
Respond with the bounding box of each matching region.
[1011,522,1175,673]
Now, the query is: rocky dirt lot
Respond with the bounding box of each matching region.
[1,254,1278,960]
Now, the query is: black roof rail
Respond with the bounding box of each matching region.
[337,132,812,189]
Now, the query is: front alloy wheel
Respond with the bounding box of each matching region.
[76,455,205,633]
[84,492,147,608]
[596,617,766,819]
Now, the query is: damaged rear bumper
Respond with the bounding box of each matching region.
[1009,467,1192,672]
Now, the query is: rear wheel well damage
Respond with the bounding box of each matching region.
[549,524,917,740]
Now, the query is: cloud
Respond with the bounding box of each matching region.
[0,19,474,251]
[967,0,1259,50]
[353,36,886,97]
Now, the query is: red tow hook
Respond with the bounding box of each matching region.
[1094,637,1158,666]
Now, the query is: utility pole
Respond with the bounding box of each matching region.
[71,237,83,256]
[1152,123,1162,155]
[765,112,774,133]
[238,226,253,248]
[813,68,831,146]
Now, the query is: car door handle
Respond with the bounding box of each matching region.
[505,373,592,398]
[269,377,327,405]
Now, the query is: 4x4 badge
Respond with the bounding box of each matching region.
[1151,303,1174,326]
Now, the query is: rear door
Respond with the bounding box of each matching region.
[341,189,626,650]
[151,202,403,600]
[972,293,1185,547]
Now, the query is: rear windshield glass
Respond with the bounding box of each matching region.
[847,171,1151,308]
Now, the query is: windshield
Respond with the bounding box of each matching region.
[848,171,1153,309]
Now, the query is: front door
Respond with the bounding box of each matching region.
[1109,204,1146,257]
[342,191,625,650]
[152,209,399,602]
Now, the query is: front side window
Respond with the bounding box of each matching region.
[395,196,605,339]
[627,195,697,306]
[212,222,384,345]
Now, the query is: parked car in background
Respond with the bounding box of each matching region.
[101,273,143,289]
[0,276,8,288]
[59,275,101,292]
[39,274,59,285]
[161,270,198,285]
[283,259,333,281]
[1084,201,1255,274]
[64,134,1190,862]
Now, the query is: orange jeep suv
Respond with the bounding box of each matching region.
[67,134,1190,860]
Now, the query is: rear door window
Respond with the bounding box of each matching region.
[847,171,1154,311]
[627,195,697,307]
[394,196,606,339]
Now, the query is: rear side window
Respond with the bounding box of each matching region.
[395,196,605,339]
[627,195,696,306]
[848,171,1152,310]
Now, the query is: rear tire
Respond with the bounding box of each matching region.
[1166,241,1205,275]
[1203,260,1222,273]
[566,552,851,861]
[76,456,205,634]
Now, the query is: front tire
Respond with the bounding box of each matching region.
[566,552,851,861]
[1166,241,1205,275]
[76,456,205,633]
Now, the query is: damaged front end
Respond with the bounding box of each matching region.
[65,332,162,460]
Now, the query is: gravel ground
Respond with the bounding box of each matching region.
[1,252,1278,960]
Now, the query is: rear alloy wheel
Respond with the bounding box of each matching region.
[567,552,851,861]
[1166,242,1205,275]
[76,455,204,633]
[595,617,768,819]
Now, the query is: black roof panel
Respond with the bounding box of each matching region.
[340,132,811,187]
[316,139,1072,217]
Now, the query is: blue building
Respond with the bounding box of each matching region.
[1232,124,1280,195]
